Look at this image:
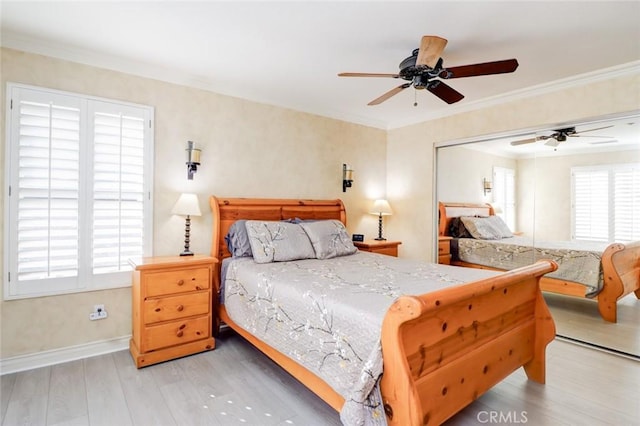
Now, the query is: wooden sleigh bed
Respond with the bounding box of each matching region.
[210,196,558,425]
[439,201,640,323]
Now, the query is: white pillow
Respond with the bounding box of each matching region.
[300,220,357,259]
[245,221,316,264]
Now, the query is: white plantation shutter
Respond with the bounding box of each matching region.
[613,165,640,242]
[91,105,146,277]
[14,93,82,290]
[572,169,609,241]
[5,84,153,299]
[492,167,516,230]
[571,164,639,243]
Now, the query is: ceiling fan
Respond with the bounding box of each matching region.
[338,35,519,106]
[510,125,615,147]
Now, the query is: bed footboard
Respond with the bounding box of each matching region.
[598,241,640,323]
[379,260,558,426]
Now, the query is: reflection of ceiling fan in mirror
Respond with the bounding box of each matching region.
[338,35,519,105]
[510,125,615,147]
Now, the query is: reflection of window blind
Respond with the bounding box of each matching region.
[572,164,639,243]
[572,169,608,241]
[493,167,515,230]
[5,84,153,299]
[613,167,640,241]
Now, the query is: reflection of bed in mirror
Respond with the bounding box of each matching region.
[439,201,640,323]
[210,196,558,425]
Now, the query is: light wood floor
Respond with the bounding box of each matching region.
[2,330,638,425]
[544,292,640,357]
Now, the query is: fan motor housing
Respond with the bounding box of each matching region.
[398,49,442,83]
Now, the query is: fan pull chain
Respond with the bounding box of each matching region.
[414,89,418,107]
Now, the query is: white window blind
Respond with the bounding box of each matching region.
[492,166,516,231]
[613,166,640,241]
[5,84,153,299]
[571,164,639,243]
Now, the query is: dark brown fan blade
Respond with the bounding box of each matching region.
[368,83,411,105]
[426,80,464,104]
[575,125,614,134]
[338,72,400,78]
[440,59,519,79]
[416,35,448,68]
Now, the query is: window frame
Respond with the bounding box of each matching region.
[4,82,154,300]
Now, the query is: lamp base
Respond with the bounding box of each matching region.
[179,251,194,256]
[374,237,387,241]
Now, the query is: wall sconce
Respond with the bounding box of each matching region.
[185,141,201,180]
[483,178,492,195]
[342,164,354,192]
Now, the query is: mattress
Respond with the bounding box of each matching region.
[222,251,501,425]
[453,236,608,297]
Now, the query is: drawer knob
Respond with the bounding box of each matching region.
[176,305,184,312]
[177,323,186,337]
[177,279,184,286]
[154,307,162,312]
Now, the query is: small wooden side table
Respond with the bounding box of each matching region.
[354,240,402,257]
[129,254,216,368]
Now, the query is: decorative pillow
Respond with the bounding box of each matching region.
[486,215,513,238]
[224,220,253,257]
[460,216,512,240]
[300,220,357,259]
[449,217,473,238]
[245,221,316,264]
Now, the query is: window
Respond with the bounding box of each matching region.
[4,83,154,299]
[571,164,640,243]
[492,166,516,231]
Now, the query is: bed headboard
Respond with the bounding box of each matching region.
[438,201,495,236]
[209,196,347,261]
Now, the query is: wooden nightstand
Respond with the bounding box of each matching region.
[354,240,402,257]
[438,236,453,264]
[129,255,216,368]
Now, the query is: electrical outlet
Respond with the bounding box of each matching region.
[89,304,108,321]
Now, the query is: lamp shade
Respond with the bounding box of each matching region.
[370,199,393,216]
[171,193,202,217]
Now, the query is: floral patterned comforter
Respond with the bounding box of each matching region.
[222,251,501,425]
[455,236,608,297]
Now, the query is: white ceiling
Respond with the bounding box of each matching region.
[1,1,639,130]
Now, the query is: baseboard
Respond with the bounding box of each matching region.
[0,335,131,375]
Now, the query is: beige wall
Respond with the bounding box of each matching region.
[437,146,516,205]
[0,48,387,358]
[387,73,640,261]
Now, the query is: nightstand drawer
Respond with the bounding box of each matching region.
[373,247,399,257]
[143,315,211,352]
[144,291,210,324]
[144,267,210,297]
[438,240,450,255]
[438,236,452,265]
